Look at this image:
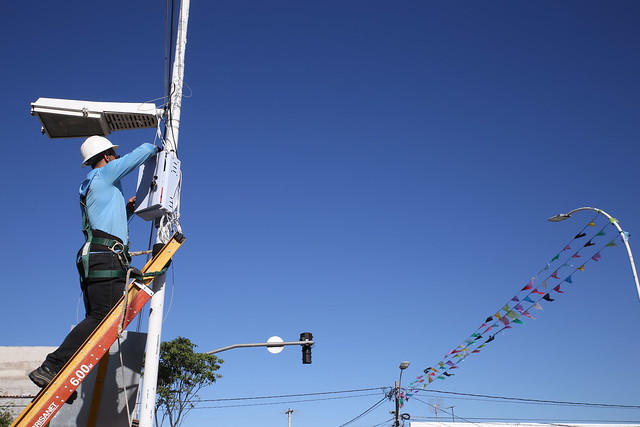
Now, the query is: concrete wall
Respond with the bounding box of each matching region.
[0,331,145,426]
[0,346,56,418]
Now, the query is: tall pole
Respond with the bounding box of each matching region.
[285,408,294,427]
[446,405,455,422]
[394,380,401,427]
[548,207,640,302]
[138,1,190,425]
[394,361,409,427]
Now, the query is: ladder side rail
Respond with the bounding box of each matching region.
[11,234,184,427]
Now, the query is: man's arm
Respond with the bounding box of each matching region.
[101,143,159,184]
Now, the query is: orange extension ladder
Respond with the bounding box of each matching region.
[11,233,186,427]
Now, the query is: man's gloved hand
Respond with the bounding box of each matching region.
[127,196,136,215]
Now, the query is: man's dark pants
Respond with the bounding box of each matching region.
[43,249,125,373]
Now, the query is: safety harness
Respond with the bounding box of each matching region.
[77,194,168,282]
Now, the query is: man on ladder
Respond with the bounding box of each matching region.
[29,135,160,389]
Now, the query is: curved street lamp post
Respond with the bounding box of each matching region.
[548,206,640,302]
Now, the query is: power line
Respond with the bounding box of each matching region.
[416,388,640,410]
[194,387,384,403]
[192,393,383,410]
[186,385,640,414]
[411,397,484,427]
[411,416,640,424]
[371,417,395,427]
[338,396,388,427]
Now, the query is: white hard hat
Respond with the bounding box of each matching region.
[80,136,119,167]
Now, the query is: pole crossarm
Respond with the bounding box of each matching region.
[206,340,315,355]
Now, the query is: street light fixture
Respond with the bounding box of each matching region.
[548,206,640,301]
[31,97,162,138]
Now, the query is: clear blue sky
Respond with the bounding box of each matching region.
[3,1,640,426]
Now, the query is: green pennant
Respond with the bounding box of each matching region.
[506,310,519,320]
[606,240,617,247]
[512,318,525,324]
[597,230,606,236]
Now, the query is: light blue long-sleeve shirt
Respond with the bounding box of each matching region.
[79,143,157,244]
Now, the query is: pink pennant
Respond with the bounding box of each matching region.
[572,254,581,258]
[563,245,571,251]
[553,285,564,293]
[532,289,545,295]
[522,311,536,319]
[521,283,532,291]
[592,252,602,261]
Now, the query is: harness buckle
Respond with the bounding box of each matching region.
[109,241,126,254]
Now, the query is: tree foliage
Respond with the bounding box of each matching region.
[155,337,223,427]
[0,408,12,427]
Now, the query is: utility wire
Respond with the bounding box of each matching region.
[192,393,382,410]
[192,386,639,411]
[338,396,388,427]
[194,387,384,403]
[371,418,394,427]
[416,388,640,410]
[411,396,484,427]
[411,416,640,424]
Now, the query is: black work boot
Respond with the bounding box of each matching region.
[28,365,57,388]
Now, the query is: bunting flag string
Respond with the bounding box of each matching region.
[403,216,622,405]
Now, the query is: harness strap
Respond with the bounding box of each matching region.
[87,237,129,253]
[85,268,169,280]
[78,192,168,282]
[85,270,128,279]
[79,192,132,281]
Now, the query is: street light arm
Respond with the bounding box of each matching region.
[206,340,314,355]
[548,206,640,302]
[548,206,606,222]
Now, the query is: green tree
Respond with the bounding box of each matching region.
[155,337,223,427]
[0,407,12,427]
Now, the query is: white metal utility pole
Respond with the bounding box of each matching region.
[138,1,190,425]
[285,408,294,427]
